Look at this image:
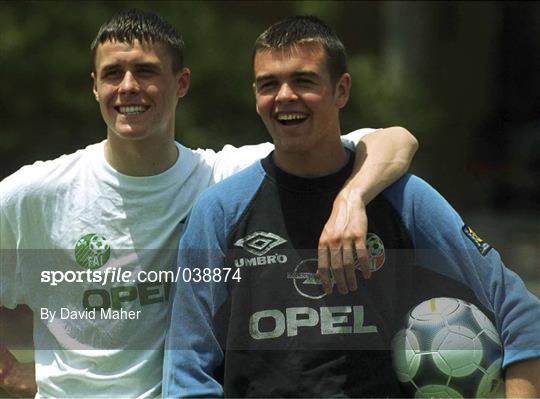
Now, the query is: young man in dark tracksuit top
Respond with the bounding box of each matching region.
[163,16,540,398]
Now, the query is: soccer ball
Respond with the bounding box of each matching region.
[89,235,110,256]
[392,297,503,398]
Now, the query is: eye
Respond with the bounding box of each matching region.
[296,77,315,86]
[257,81,276,93]
[102,70,121,79]
[137,67,157,77]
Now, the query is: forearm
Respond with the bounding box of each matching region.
[505,358,540,398]
[0,348,36,397]
[0,307,37,397]
[0,307,15,380]
[0,348,15,381]
[350,126,418,204]
[317,126,417,292]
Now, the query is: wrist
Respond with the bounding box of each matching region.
[341,178,372,206]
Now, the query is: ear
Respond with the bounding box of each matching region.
[91,72,99,102]
[334,73,351,109]
[176,67,191,98]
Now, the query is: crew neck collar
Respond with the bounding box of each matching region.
[90,141,187,191]
[261,148,354,192]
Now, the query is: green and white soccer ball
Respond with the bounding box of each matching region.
[89,235,110,256]
[392,297,504,398]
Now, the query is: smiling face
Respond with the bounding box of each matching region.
[253,42,350,156]
[92,39,190,142]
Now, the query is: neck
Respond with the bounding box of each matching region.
[104,134,179,177]
[273,139,348,177]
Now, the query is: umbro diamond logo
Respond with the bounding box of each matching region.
[234,231,287,256]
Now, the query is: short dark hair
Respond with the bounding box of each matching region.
[253,15,347,84]
[91,9,184,72]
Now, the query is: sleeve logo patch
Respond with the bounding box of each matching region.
[462,225,492,256]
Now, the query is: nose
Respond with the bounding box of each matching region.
[118,71,140,94]
[275,83,297,103]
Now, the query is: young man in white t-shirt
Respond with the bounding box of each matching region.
[0,9,418,398]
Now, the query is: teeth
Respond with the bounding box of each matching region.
[277,113,307,121]
[118,105,148,114]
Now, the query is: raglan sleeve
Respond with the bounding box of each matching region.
[385,174,540,369]
[162,191,228,398]
[210,129,375,183]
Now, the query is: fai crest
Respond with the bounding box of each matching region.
[74,233,111,269]
[356,232,385,272]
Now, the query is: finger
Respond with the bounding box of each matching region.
[330,247,348,294]
[317,247,332,294]
[342,242,357,291]
[355,240,371,279]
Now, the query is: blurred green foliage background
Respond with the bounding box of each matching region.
[0,1,538,309]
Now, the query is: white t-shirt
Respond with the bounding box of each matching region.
[0,131,371,398]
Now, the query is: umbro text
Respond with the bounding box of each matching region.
[234,253,288,268]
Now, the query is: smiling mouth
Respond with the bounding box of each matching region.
[276,112,309,126]
[115,105,150,115]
